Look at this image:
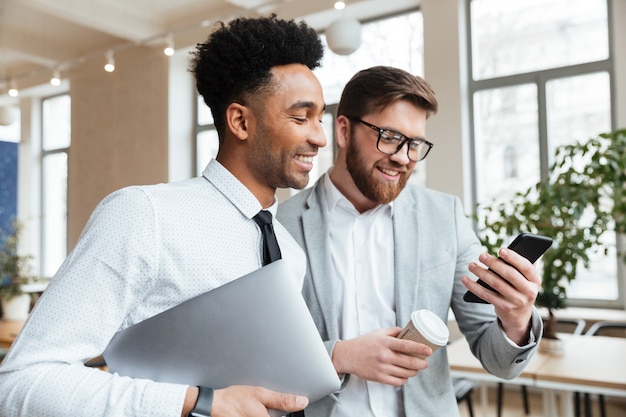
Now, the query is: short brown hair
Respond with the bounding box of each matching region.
[337,66,438,119]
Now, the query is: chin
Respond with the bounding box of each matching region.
[284,176,310,190]
[368,182,403,204]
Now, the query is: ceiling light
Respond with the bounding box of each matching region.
[0,105,19,126]
[8,80,19,97]
[326,18,362,55]
[334,1,346,10]
[164,34,175,56]
[50,69,61,86]
[104,51,115,72]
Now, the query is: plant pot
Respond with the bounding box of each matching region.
[539,336,565,356]
[1,294,31,321]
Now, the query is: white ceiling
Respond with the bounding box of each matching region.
[0,0,420,101]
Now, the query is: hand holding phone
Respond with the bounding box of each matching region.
[463,233,552,304]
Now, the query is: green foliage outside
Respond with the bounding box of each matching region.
[477,128,626,338]
[0,221,39,301]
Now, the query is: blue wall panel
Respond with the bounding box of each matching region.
[0,141,18,234]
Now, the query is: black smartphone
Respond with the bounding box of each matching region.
[463,233,553,303]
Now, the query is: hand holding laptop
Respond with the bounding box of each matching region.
[104,260,340,417]
[204,385,308,417]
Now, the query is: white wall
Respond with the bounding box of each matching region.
[421,0,472,209]
[168,48,196,183]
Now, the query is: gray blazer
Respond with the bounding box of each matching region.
[277,175,542,417]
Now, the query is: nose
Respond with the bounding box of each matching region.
[310,122,327,149]
[389,141,411,165]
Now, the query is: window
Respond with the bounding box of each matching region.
[468,0,618,305]
[195,10,425,189]
[41,94,70,278]
[470,0,609,80]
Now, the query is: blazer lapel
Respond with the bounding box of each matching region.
[392,190,421,327]
[302,184,339,338]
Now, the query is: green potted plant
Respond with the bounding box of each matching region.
[476,128,626,346]
[0,220,40,321]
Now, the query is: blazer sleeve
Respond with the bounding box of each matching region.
[449,195,542,379]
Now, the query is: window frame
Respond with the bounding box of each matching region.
[465,0,622,308]
[40,93,71,278]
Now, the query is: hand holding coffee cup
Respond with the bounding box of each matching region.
[397,309,449,359]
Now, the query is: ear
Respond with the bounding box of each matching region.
[225,103,251,141]
[335,115,351,149]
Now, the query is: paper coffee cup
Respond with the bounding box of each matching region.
[398,309,449,357]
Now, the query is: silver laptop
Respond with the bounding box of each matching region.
[103,260,340,414]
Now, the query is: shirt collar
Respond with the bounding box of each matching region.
[203,158,275,219]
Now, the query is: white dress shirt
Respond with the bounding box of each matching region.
[323,174,404,417]
[0,159,306,417]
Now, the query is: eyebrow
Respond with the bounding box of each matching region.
[288,101,327,113]
[369,121,426,141]
[392,129,426,141]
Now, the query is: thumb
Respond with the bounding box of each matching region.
[384,326,404,337]
[264,392,309,413]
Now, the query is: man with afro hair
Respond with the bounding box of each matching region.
[0,15,326,417]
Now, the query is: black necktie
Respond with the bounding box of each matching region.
[253,210,282,266]
[253,211,301,417]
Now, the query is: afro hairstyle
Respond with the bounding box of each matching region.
[191,14,324,136]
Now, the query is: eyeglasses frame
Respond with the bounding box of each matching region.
[345,116,433,162]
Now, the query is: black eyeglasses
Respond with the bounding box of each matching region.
[346,116,433,162]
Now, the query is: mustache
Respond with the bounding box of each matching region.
[377,160,408,172]
[295,144,320,154]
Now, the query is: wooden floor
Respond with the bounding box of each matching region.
[458,383,626,417]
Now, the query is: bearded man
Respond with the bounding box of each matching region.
[277,65,543,417]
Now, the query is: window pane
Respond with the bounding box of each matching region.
[474,84,540,204]
[42,152,67,277]
[546,72,611,157]
[42,95,71,150]
[197,96,214,126]
[568,233,618,300]
[196,129,219,176]
[546,71,615,300]
[471,0,609,80]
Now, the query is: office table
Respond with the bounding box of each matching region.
[448,335,626,417]
[534,335,626,416]
[0,319,25,363]
[448,337,548,415]
[0,320,25,349]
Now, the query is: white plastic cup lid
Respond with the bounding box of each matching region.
[411,309,449,346]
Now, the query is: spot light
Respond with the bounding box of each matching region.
[104,50,116,72]
[164,34,175,56]
[50,69,61,86]
[8,80,19,97]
